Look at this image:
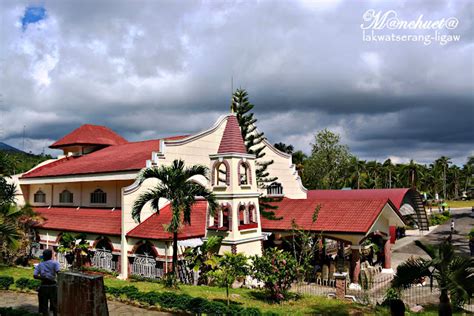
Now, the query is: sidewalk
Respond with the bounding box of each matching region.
[392,225,438,252]
[0,290,171,316]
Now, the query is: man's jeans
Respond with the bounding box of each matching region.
[38,284,57,316]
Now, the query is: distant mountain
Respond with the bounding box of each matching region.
[0,142,26,154]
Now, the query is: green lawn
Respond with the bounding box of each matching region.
[445,200,474,209]
[2,265,469,315]
[0,265,377,315]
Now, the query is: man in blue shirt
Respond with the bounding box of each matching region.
[34,249,60,316]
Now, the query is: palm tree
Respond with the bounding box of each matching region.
[132,159,218,277]
[435,156,452,200]
[382,159,394,188]
[401,160,424,188]
[392,240,474,315]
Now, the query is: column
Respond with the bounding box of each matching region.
[334,272,347,299]
[350,245,361,284]
[383,238,392,270]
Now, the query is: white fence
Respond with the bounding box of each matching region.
[91,250,118,272]
[131,255,164,279]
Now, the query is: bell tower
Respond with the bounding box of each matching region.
[206,114,263,256]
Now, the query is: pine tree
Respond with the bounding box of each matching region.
[231,89,281,219]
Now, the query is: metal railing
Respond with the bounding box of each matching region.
[90,250,118,272]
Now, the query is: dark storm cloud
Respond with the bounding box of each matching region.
[0,0,472,164]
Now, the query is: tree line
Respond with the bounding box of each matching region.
[275,129,473,200]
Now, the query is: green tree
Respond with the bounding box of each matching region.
[302,129,352,189]
[207,252,249,306]
[274,142,294,154]
[132,160,218,278]
[292,150,307,177]
[184,236,222,285]
[435,156,452,199]
[392,240,474,315]
[251,248,298,301]
[0,177,35,264]
[231,88,280,219]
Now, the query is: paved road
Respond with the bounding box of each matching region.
[392,207,473,269]
[0,290,171,316]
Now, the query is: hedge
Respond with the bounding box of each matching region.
[0,276,14,290]
[104,285,263,315]
[15,278,41,291]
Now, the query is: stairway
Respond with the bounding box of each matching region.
[411,190,430,231]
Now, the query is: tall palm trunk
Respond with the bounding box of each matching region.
[172,231,178,276]
[439,289,452,316]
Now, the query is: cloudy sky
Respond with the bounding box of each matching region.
[0,0,472,164]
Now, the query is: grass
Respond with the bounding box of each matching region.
[2,265,471,315]
[445,200,474,209]
[428,200,474,209]
[0,265,375,315]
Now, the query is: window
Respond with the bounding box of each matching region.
[220,207,230,229]
[216,162,228,186]
[249,205,256,223]
[239,205,247,225]
[267,182,283,196]
[90,189,107,204]
[34,190,46,203]
[239,162,250,185]
[59,190,73,203]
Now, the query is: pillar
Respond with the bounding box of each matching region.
[383,238,391,270]
[334,272,347,299]
[389,226,396,244]
[350,246,361,284]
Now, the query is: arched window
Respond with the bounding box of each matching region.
[239,162,250,185]
[248,204,256,223]
[90,189,107,204]
[95,237,113,252]
[267,182,283,196]
[219,206,231,230]
[216,162,228,186]
[239,204,247,225]
[59,190,73,203]
[34,190,46,203]
[135,242,156,257]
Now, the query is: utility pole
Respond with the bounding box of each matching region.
[22,125,26,151]
[443,163,447,200]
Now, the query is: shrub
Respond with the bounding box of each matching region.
[429,212,451,226]
[15,278,30,290]
[27,279,41,290]
[0,276,14,290]
[251,248,297,301]
[103,285,262,314]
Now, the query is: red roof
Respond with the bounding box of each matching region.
[307,189,412,209]
[50,124,128,149]
[127,201,208,240]
[22,135,188,178]
[23,140,160,178]
[217,115,247,154]
[260,198,394,233]
[33,207,121,235]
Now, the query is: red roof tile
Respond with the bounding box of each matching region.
[22,135,188,179]
[217,115,247,154]
[127,201,208,240]
[260,198,392,234]
[23,140,160,178]
[307,189,412,209]
[33,207,121,235]
[50,124,128,149]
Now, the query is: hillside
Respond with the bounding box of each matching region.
[0,142,25,153]
[0,143,52,175]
